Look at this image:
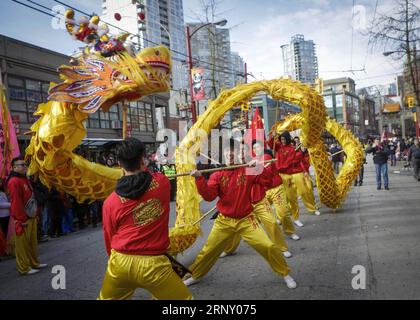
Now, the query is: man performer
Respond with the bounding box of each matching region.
[221,140,294,257]
[184,139,297,289]
[7,156,47,275]
[98,138,192,300]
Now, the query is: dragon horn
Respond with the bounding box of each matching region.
[64,9,75,35]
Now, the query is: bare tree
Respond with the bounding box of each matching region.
[187,0,238,100]
[368,0,420,114]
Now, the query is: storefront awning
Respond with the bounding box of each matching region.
[79,138,123,147]
[382,103,401,113]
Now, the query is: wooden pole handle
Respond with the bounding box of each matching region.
[168,159,276,179]
[177,206,217,228]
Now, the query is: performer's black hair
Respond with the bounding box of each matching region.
[116,138,146,171]
[280,131,292,145]
[264,149,274,157]
[11,156,25,167]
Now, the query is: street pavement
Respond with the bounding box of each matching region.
[1,156,420,300]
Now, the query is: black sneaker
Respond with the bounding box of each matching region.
[377,187,381,190]
[385,186,389,190]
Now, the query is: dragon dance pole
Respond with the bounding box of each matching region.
[177,206,218,228]
[168,158,277,179]
[330,149,345,157]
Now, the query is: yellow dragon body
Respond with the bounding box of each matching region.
[27,11,363,255]
[169,79,364,253]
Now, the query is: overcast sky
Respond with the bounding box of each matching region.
[0,0,405,89]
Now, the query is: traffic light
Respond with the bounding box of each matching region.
[407,96,415,108]
[315,78,324,94]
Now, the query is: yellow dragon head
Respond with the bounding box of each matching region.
[46,9,172,112]
[47,46,172,113]
[24,12,173,203]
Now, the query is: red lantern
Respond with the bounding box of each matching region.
[114,13,121,21]
[138,12,145,20]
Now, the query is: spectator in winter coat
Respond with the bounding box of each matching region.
[7,157,47,274]
[408,138,420,181]
[329,143,343,174]
[366,138,391,190]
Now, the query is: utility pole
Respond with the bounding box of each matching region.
[397,76,406,139]
[185,26,198,123]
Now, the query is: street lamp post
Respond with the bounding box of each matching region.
[185,19,227,124]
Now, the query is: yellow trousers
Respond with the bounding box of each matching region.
[266,185,296,235]
[281,172,317,220]
[99,250,193,300]
[15,218,40,274]
[224,198,288,253]
[190,213,290,280]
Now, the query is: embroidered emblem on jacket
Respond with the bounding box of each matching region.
[132,198,162,227]
[220,175,229,189]
[148,179,159,191]
[236,173,246,186]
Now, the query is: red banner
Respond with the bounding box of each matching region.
[191,67,205,101]
[12,115,20,135]
[244,107,266,157]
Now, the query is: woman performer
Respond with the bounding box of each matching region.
[276,132,320,228]
[184,139,297,289]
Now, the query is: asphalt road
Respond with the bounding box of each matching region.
[1,157,419,300]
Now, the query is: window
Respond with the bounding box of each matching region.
[7,75,50,123]
[336,95,343,107]
[88,111,100,128]
[126,101,154,132]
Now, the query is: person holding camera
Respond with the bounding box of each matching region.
[366,138,391,190]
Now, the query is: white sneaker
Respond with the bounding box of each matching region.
[25,269,40,275]
[284,275,297,289]
[35,263,48,269]
[183,277,200,286]
[219,251,236,258]
[314,210,321,216]
[290,234,300,241]
[294,220,304,227]
[282,251,292,258]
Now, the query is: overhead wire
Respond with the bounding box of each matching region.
[51,0,244,78]
[9,0,247,79]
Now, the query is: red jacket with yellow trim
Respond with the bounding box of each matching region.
[251,153,282,204]
[195,166,272,218]
[102,172,170,256]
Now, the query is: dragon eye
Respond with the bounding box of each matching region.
[155,50,160,56]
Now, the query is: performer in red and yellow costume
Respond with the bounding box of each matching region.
[276,131,320,228]
[183,140,297,289]
[222,140,293,257]
[99,138,192,300]
[299,144,317,202]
